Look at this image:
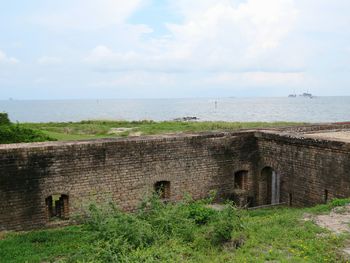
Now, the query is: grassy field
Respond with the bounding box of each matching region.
[20,120,303,141]
[0,197,348,263]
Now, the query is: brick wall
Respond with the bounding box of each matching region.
[256,132,350,206]
[1,125,350,231]
[0,133,257,231]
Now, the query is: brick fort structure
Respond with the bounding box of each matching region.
[1,123,350,231]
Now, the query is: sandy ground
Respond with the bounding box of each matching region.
[305,131,350,143]
[305,205,350,257]
[314,206,350,234]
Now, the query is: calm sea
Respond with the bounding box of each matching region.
[0,97,349,123]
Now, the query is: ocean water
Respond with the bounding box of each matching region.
[0,97,350,123]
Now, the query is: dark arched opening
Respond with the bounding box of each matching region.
[154,181,171,200]
[260,167,280,205]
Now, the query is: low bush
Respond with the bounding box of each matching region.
[1,199,349,262]
[79,195,244,262]
[207,203,243,245]
[0,124,56,144]
[0,112,11,125]
[0,112,56,144]
[188,202,216,225]
[330,198,350,207]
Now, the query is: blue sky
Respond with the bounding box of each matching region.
[0,0,350,99]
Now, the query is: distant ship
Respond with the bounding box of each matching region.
[288,92,314,98]
[300,92,313,98]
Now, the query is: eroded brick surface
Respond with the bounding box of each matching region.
[1,124,350,231]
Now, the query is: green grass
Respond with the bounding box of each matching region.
[0,197,348,263]
[20,120,303,141]
[0,226,94,263]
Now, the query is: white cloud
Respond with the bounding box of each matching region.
[34,0,145,30]
[85,0,300,76]
[37,56,63,65]
[13,0,350,98]
[84,45,146,71]
[295,0,350,33]
[85,45,181,72]
[0,50,19,65]
[90,71,176,87]
[164,0,299,68]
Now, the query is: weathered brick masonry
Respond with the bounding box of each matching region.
[256,130,350,207]
[1,124,350,231]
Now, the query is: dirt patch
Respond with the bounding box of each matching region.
[306,205,350,258]
[312,206,350,234]
[108,127,136,135]
[129,131,142,137]
[206,204,225,211]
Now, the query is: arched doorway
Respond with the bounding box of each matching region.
[260,167,280,205]
[154,181,171,200]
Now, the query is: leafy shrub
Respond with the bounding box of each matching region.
[0,112,55,144]
[330,198,350,207]
[0,125,56,144]
[138,194,197,242]
[80,196,245,262]
[207,203,244,245]
[188,202,216,225]
[85,203,155,248]
[0,113,10,125]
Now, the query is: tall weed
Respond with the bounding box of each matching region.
[80,195,244,262]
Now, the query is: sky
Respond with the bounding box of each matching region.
[0,0,350,99]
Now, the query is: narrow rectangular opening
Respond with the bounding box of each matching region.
[234,170,248,190]
[289,193,293,206]
[324,189,328,204]
[46,194,69,220]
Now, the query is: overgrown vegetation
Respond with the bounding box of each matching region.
[0,113,55,144]
[0,112,303,143]
[0,196,349,262]
[21,120,303,141]
[75,194,244,262]
[0,112,11,125]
